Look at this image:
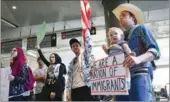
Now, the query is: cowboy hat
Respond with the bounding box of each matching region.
[112,3,144,24]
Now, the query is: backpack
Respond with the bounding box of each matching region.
[24,66,35,91]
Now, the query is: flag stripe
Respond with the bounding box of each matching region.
[80,0,92,85]
[80,9,89,29]
[80,0,91,42]
[80,0,91,29]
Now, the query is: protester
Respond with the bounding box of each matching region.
[113,3,160,101]
[8,47,28,101]
[33,57,47,101]
[66,38,94,101]
[36,45,66,101]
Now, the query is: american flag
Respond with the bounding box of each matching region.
[80,0,92,67]
[80,0,92,84]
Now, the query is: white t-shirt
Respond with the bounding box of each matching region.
[33,67,47,94]
[72,61,86,89]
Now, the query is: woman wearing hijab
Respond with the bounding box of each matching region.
[36,45,66,101]
[8,47,28,101]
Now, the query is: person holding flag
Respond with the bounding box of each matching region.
[66,0,94,101]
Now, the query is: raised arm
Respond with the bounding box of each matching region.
[37,47,50,67]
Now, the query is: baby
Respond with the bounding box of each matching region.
[102,27,134,56]
[102,27,135,101]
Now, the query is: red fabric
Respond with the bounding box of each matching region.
[80,0,92,42]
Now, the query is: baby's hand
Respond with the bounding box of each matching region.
[102,44,108,52]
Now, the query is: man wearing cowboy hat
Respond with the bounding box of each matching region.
[113,3,160,101]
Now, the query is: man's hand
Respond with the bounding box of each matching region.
[123,56,141,68]
[129,52,136,56]
[66,92,71,101]
[50,92,56,99]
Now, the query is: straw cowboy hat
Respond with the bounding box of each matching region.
[112,3,144,24]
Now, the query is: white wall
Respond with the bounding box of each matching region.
[153,68,169,86]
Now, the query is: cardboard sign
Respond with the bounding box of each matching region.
[0,67,11,101]
[90,53,129,95]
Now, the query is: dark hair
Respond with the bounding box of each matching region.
[50,53,62,64]
[128,11,137,24]
[69,38,81,48]
[61,63,67,75]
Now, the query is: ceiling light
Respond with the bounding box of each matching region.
[12,6,16,10]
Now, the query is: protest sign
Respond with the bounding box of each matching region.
[0,67,11,101]
[90,53,129,95]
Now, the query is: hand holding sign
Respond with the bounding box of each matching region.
[123,55,141,68]
[36,21,46,46]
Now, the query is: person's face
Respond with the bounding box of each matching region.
[11,48,18,58]
[50,54,55,64]
[37,59,44,68]
[71,43,81,54]
[119,11,135,28]
[108,29,122,44]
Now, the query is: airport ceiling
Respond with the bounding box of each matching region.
[1,0,169,31]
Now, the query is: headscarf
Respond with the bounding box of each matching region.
[51,53,66,74]
[10,47,26,76]
[51,53,61,64]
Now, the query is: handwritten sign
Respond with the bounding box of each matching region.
[0,67,11,101]
[90,53,129,95]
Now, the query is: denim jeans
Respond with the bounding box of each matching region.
[129,73,153,101]
[115,73,153,101]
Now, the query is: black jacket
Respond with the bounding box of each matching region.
[37,49,66,96]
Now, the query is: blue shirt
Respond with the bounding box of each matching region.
[125,24,160,79]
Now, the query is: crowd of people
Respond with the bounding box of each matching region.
[7,3,160,101]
